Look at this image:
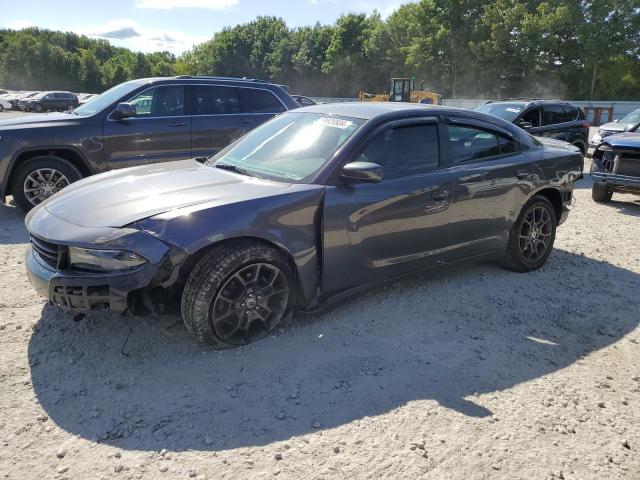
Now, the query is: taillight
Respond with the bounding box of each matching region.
[582,121,591,129]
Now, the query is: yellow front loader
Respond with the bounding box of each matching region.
[358,78,442,105]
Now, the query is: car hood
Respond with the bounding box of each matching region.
[536,136,581,153]
[39,159,300,228]
[601,132,640,149]
[0,112,80,129]
[599,122,636,133]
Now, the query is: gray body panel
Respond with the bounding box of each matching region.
[24,105,583,313]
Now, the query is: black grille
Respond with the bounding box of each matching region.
[30,235,61,269]
[617,156,640,177]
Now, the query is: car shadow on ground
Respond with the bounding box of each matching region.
[28,249,640,452]
[0,201,28,244]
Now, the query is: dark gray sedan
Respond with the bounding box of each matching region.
[25,103,583,347]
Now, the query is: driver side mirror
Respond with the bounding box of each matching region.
[111,102,137,120]
[518,121,533,130]
[613,118,619,123]
[340,161,383,184]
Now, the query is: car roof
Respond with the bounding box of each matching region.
[295,102,462,120]
[482,99,576,107]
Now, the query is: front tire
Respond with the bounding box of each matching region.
[181,241,294,347]
[11,156,82,212]
[592,182,612,203]
[501,195,557,272]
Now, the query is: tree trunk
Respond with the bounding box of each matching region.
[589,63,597,99]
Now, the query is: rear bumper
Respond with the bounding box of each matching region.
[26,245,166,312]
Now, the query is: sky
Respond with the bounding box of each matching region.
[1,0,404,55]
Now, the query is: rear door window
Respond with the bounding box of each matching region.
[562,105,579,122]
[447,125,500,163]
[130,86,184,117]
[190,85,240,115]
[238,88,286,113]
[542,104,566,125]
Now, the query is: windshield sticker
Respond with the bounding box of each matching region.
[317,117,354,129]
[505,107,521,113]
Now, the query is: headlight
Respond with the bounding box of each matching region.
[68,247,147,272]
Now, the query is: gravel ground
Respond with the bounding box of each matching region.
[1,113,639,480]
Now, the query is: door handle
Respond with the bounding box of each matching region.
[168,121,186,127]
[236,119,253,125]
[516,169,529,180]
[431,189,450,202]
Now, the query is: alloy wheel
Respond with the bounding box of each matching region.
[23,168,70,205]
[211,263,289,345]
[518,206,552,262]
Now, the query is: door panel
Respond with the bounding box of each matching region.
[323,172,457,295]
[189,85,256,159]
[102,85,192,169]
[322,120,457,295]
[443,121,532,256]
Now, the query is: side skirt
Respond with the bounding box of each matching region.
[298,248,504,316]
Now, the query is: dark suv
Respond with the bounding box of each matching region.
[0,76,299,211]
[22,91,79,112]
[475,99,590,154]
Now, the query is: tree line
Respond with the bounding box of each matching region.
[1,0,638,100]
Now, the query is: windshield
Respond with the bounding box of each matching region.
[74,80,144,116]
[208,112,365,182]
[619,110,640,124]
[474,102,526,121]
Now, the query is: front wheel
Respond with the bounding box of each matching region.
[501,196,557,272]
[181,241,294,347]
[592,183,612,203]
[11,156,82,212]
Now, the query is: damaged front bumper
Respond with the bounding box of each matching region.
[591,145,640,195]
[24,207,186,313]
[591,171,640,195]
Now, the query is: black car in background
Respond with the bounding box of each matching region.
[24,103,583,347]
[12,91,38,110]
[0,76,299,211]
[291,95,317,107]
[22,91,79,112]
[591,133,640,202]
[475,99,590,155]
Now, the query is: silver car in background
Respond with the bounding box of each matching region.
[590,108,640,147]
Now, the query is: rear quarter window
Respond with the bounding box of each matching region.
[238,88,286,114]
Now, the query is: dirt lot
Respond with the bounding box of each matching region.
[1,111,639,480]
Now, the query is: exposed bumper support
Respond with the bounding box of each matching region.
[591,172,640,195]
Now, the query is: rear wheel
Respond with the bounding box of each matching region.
[592,182,612,203]
[181,241,294,347]
[11,156,82,212]
[501,195,557,272]
[571,140,586,156]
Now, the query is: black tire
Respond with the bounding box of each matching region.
[181,240,294,347]
[11,156,82,212]
[501,195,557,272]
[592,182,612,203]
[571,140,586,156]
[0,104,4,112]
